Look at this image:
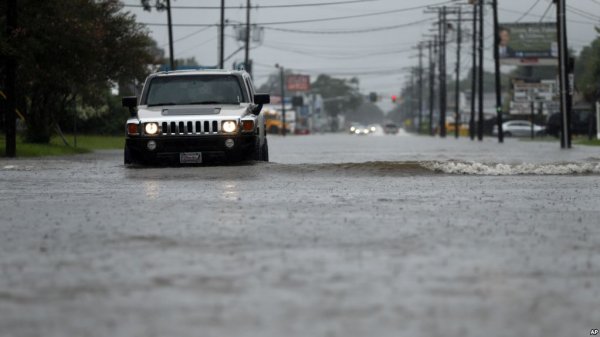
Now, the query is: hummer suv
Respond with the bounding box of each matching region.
[122,69,270,165]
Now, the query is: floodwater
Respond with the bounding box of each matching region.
[1,133,599,337]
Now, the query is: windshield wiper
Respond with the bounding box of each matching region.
[147,102,177,107]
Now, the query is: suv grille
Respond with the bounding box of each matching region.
[160,120,220,135]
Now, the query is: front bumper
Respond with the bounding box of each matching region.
[126,134,257,163]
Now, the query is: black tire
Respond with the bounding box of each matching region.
[124,144,132,165]
[261,138,269,162]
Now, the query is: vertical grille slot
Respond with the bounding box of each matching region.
[195,121,201,134]
[162,122,168,135]
[170,122,176,135]
[179,122,185,134]
[212,121,218,133]
[204,121,209,134]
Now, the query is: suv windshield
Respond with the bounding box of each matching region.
[145,75,245,106]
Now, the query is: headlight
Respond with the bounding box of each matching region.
[144,122,159,135]
[350,126,356,132]
[222,120,237,133]
[370,126,376,132]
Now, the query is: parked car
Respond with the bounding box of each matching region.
[493,120,545,137]
[350,124,370,135]
[383,123,399,135]
[122,69,270,165]
[546,110,597,137]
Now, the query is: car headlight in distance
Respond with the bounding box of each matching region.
[222,120,237,133]
[350,126,356,132]
[370,126,376,132]
[144,122,159,135]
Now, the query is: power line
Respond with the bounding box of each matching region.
[262,18,433,34]
[123,0,381,10]
[140,1,453,27]
[515,0,543,22]
[498,6,596,24]
[165,26,213,46]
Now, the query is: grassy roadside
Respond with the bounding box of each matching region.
[574,138,600,146]
[0,134,124,157]
[520,136,600,146]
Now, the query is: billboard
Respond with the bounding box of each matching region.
[286,75,310,92]
[499,23,558,66]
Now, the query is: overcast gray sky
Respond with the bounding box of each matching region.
[122,0,600,110]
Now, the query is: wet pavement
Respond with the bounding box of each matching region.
[1,133,599,337]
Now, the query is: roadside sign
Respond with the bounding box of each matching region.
[286,75,310,92]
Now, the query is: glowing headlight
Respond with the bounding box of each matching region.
[350,126,356,132]
[354,129,360,134]
[144,122,159,135]
[222,121,237,133]
[370,126,376,132]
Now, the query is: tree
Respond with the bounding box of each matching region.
[311,74,362,117]
[0,0,159,143]
[575,30,600,104]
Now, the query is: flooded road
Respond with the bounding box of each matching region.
[1,134,599,337]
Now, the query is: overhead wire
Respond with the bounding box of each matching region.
[139,1,454,27]
[123,0,382,10]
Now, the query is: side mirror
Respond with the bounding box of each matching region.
[254,93,270,105]
[122,96,138,117]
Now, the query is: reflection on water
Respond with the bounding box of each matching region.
[220,181,240,202]
[144,181,160,200]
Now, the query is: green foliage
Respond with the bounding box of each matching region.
[574,34,600,103]
[310,74,363,116]
[2,0,159,143]
[0,134,124,157]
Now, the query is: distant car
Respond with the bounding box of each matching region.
[367,124,378,133]
[493,120,545,137]
[383,123,399,135]
[348,123,361,134]
[350,124,370,135]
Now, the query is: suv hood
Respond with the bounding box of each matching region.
[136,103,250,119]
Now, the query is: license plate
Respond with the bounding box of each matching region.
[179,152,202,164]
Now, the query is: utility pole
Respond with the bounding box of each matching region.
[454,7,462,139]
[166,0,175,70]
[5,0,17,157]
[219,0,225,69]
[418,43,424,134]
[477,0,484,141]
[469,1,477,140]
[276,64,286,136]
[244,0,251,72]
[555,0,572,148]
[438,7,447,138]
[492,0,504,143]
[429,39,436,136]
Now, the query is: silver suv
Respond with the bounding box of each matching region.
[122,69,270,165]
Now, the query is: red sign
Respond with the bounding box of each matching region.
[286,75,310,92]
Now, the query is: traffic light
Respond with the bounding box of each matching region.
[391,95,397,103]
